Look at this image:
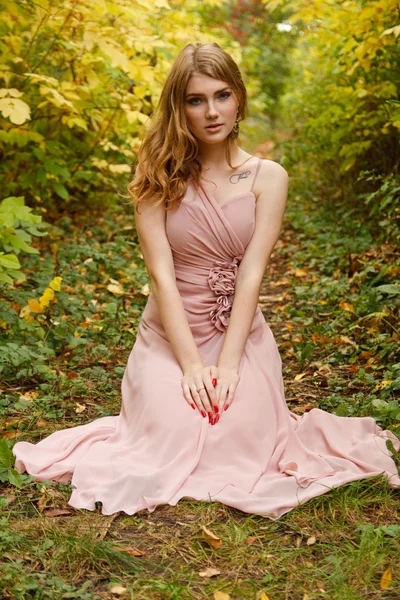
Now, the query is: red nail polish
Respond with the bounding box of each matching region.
[201,410,206,418]
[211,416,215,425]
[191,403,196,410]
[215,414,220,423]
[224,403,229,411]
[214,405,219,413]
[212,378,217,386]
[208,411,212,421]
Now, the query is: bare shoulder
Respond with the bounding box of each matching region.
[253,158,289,202]
[257,158,289,185]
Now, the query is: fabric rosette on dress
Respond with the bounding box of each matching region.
[208,254,243,332]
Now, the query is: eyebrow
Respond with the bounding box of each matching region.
[185,86,231,98]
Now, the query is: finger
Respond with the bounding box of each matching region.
[182,383,196,410]
[204,379,218,413]
[190,384,208,418]
[210,365,218,387]
[199,388,214,418]
[218,385,229,413]
[226,384,236,408]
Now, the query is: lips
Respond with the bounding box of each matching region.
[206,123,223,130]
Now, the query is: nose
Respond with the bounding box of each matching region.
[206,100,219,119]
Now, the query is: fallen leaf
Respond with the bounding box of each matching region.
[295,536,302,547]
[140,283,150,296]
[296,403,316,413]
[67,371,79,379]
[294,268,308,277]
[245,535,259,545]
[107,283,124,295]
[109,585,127,595]
[199,567,221,578]
[96,513,118,540]
[339,299,355,313]
[375,380,393,391]
[306,535,316,545]
[19,390,39,402]
[43,508,73,517]
[380,566,392,589]
[294,372,307,381]
[201,525,222,549]
[214,592,231,600]
[339,335,356,345]
[3,430,22,438]
[260,593,271,600]
[74,402,86,413]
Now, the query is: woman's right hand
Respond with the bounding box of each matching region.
[181,364,219,424]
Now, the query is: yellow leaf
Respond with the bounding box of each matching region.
[140,283,150,296]
[39,86,74,109]
[0,97,30,124]
[306,535,317,545]
[374,380,393,391]
[260,593,271,600]
[19,305,31,318]
[97,38,130,71]
[201,525,222,548]
[214,592,231,600]
[108,164,131,174]
[66,117,88,131]
[40,288,55,307]
[339,299,355,313]
[382,25,400,38]
[107,283,124,295]
[294,268,308,277]
[74,402,86,414]
[28,299,44,313]
[380,566,392,589]
[294,373,307,381]
[0,88,23,98]
[133,85,148,99]
[49,276,62,291]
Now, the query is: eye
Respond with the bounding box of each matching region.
[187,97,202,105]
[219,92,232,100]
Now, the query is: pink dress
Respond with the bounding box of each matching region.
[13,157,400,518]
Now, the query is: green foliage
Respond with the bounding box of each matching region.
[0,438,23,488]
[196,0,296,123]
[0,204,148,388]
[0,196,47,284]
[267,0,400,240]
[0,0,227,210]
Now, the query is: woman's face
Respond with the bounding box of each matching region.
[184,74,238,145]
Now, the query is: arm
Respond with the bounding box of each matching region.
[133,171,218,416]
[218,160,289,371]
[134,192,203,374]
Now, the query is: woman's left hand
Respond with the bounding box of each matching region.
[214,366,240,418]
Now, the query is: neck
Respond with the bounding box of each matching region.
[198,139,240,170]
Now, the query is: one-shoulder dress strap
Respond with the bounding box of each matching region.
[250,157,263,193]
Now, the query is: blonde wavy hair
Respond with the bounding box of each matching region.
[128,42,248,212]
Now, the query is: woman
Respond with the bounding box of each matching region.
[13,43,400,518]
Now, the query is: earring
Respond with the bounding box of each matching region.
[231,111,240,138]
